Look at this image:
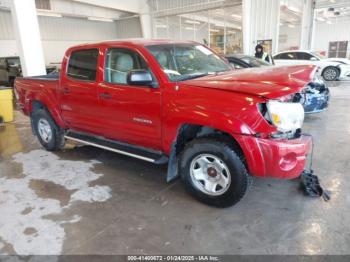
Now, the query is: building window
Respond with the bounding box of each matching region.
[35,0,51,10]
[152,7,243,55]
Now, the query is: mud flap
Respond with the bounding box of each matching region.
[166,142,179,183]
[30,115,37,136]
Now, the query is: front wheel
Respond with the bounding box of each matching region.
[32,109,65,151]
[322,66,339,81]
[179,138,251,207]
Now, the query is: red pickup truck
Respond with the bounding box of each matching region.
[15,39,313,207]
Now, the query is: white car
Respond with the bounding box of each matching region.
[327,58,350,80]
[273,50,350,81]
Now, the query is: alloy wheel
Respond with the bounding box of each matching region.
[190,154,231,196]
[37,118,53,143]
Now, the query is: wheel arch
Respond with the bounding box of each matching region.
[166,123,246,182]
[31,102,65,151]
[30,99,66,129]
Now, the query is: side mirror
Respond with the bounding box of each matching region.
[310,57,318,61]
[127,70,154,87]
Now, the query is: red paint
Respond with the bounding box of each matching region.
[234,134,312,179]
[15,39,316,179]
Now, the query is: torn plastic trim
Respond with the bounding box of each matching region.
[299,133,330,201]
[300,170,330,201]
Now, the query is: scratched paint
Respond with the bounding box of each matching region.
[0,149,112,255]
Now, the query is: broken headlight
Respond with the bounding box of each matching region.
[265,100,304,133]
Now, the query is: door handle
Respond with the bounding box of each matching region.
[62,88,70,94]
[99,92,112,99]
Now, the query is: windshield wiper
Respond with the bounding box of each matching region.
[178,72,209,81]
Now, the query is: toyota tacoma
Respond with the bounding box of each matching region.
[15,40,313,207]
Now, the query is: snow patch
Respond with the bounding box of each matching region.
[70,185,112,203]
[0,149,112,255]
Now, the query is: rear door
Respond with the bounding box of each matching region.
[60,48,103,135]
[96,47,162,150]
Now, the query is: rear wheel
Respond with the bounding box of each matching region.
[179,138,251,207]
[32,109,65,151]
[322,66,339,81]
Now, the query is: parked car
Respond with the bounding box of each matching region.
[0,56,56,87]
[273,50,350,81]
[226,54,330,114]
[15,40,314,207]
[0,56,22,87]
[226,54,271,68]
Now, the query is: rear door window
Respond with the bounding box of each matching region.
[285,52,297,60]
[298,52,314,60]
[275,52,295,60]
[67,49,99,81]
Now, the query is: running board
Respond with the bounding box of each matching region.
[64,131,168,164]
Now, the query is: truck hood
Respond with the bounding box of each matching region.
[182,65,317,99]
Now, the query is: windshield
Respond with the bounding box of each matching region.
[240,56,271,67]
[7,57,21,66]
[146,44,231,81]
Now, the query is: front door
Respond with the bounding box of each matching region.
[96,47,162,150]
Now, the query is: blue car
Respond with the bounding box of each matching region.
[299,80,330,114]
[226,54,330,114]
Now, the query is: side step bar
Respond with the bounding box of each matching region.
[64,131,168,164]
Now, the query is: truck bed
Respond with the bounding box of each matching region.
[20,72,59,81]
[14,73,60,116]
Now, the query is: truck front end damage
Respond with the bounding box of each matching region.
[234,134,312,179]
[233,98,312,179]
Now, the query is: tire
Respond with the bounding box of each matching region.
[179,138,251,208]
[32,109,65,151]
[322,66,339,81]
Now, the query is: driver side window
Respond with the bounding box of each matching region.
[105,48,150,85]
